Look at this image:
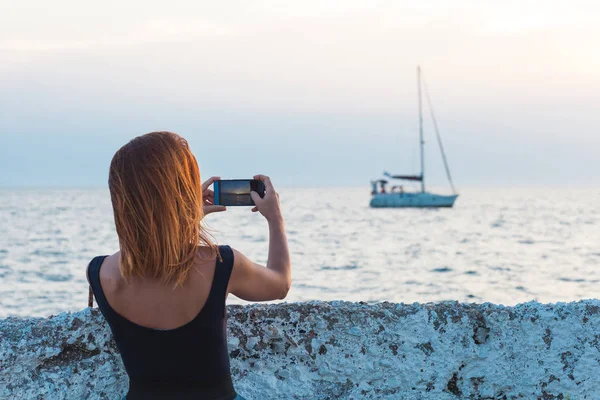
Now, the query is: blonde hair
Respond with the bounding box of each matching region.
[108,131,218,286]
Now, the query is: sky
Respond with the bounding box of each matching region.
[1,0,599,188]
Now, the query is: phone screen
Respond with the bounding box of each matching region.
[214,180,265,206]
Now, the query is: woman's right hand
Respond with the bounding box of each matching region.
[250,175,283,223]
[231,174,291,301]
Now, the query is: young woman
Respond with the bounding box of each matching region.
[86,131,291,400]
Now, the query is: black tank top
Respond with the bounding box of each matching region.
[88,245,236,400]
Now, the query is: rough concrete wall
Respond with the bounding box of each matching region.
[1,301,600,399]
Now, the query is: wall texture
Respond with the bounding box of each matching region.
[1,300,600,399]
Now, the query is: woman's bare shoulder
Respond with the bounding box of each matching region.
[102,252,121,272]
[86,251,120,283]
[99,252,125,290]
[195,245,221,261]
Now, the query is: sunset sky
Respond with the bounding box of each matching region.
[1,1,598,188]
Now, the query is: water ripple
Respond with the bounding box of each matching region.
[1,187,600,318]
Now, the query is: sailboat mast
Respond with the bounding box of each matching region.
[418,66,425,193]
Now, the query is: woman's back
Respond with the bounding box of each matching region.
[94,247,219,330]
[88,246,236,399]
[91,131,291,399]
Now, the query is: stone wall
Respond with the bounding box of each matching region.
[1,300,600,399]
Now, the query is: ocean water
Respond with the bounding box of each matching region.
[1,187,599,318]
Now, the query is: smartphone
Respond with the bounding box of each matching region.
[213,179,265,206]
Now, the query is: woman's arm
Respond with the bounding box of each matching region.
[228,175,291,301]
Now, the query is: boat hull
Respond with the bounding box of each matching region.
[370,192,458,208]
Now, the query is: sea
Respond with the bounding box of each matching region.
[1,187,599,319]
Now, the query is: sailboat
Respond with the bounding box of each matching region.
[370,66,458,208]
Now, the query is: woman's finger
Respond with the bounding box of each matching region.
[204,205,226,215]
[202,176,220,192]
[253,174,274,193]
[250,191,263,206]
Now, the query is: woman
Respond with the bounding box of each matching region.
[86,131,291,400]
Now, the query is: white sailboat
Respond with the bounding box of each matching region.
[370,66,458,208]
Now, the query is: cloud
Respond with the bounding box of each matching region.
[0,1,599,187]
[0,20,237,51]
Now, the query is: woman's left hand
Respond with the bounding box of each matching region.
[202,176,227,215]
